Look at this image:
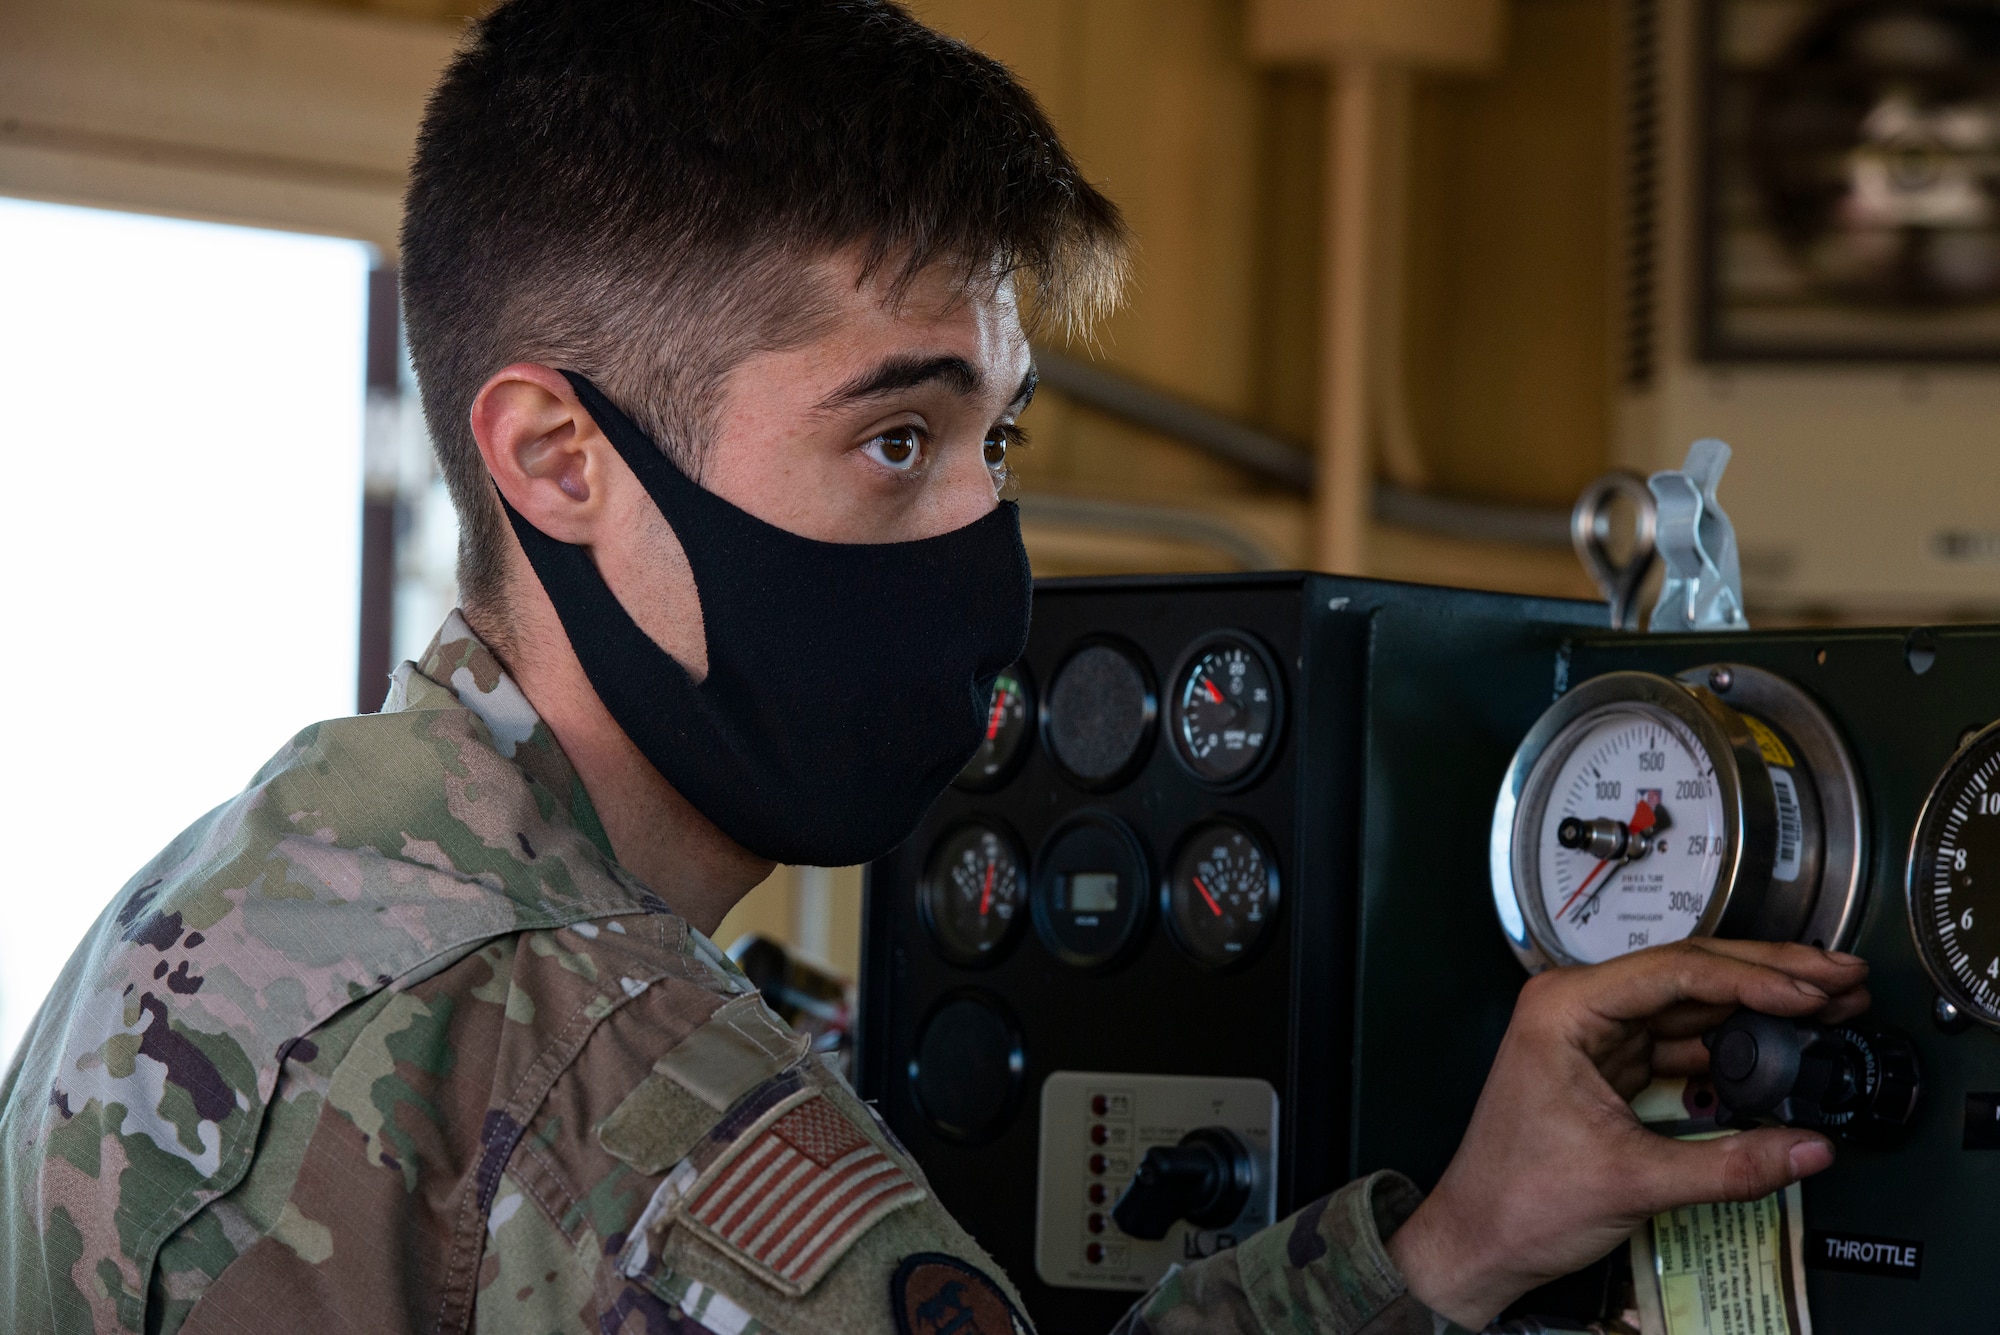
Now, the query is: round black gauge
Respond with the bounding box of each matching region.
[1909,722,2000,1028]
[908,993,1023,1144]
[919,822,1028,966]
[1165,819,1281,969]
[1042,640,1156,790]
[1170,633,1282,787]
[1031,812,1150,970]
[956,665,1034,792]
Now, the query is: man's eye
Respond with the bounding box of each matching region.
[863,427,922,471]
[984,424,1025,472]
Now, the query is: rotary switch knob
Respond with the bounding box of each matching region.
[1109,1127,1256,1241]
[1705,1009,1921,1148]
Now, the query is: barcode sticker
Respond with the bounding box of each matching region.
[1771,768,1803,883]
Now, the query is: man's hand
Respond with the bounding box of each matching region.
[1384,939,1870,1328]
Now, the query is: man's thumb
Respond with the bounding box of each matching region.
[1641,1128,1834,1212]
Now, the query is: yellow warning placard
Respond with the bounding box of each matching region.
[1650,1192,1805,1335]
[1742,715,1796,770]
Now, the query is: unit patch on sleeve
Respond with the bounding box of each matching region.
[679,1089,926,1295]
[891,1254,1031,1335]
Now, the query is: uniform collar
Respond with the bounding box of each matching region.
[384,609,616,861]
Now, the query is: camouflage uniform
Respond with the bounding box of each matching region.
[0,613,1463,1335]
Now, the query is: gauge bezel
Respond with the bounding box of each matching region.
[918,818,1031,968]
[1491,671,1772,971]
[953,661,1037,794]
[1030,810,1152,971]
[907,989,1026,1145]
[1038,636,1159,792]
[1160,815,1283,971]
[1164,630,1287,792]
[1693,664,1867,952]
[1906,718,2000,1031]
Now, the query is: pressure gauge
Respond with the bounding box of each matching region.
[1908,722,2000,1028]
[1169,633,1283,787]
[1165,819,1281,969]
[920,821,1028,966]
[1492,666,1864,970]
[956,665,1034,792]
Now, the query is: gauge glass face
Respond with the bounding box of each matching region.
[1173,638,1278,784]
[956,668,1032,791]
[1910,730,2000,1024]
[1530,707,1729,964]
[1032,814,1149,969]
[920,824,1027,965]
[1166,822,1280,968]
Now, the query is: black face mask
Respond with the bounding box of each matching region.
[499,372,1032,867]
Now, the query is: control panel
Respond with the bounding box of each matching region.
[858,572,1596,1332]
[1374,626,2000,1330]
[1035,1072,1278,1291]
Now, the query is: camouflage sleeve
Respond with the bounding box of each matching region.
[1111,1171,1472,1335]
[473,1169,601,1334]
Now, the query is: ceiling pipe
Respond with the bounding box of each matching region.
[1032,347,1571,550]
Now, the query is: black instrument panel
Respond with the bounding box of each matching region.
[859,573,1597,1332]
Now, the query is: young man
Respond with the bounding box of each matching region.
[0,2,1869,1332]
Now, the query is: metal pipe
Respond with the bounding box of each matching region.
[1032,347,1573,550]
[1015,493,1288,571]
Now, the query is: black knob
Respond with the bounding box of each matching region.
[1705,1009,1921,1148]
[1109,1127,1255,1241]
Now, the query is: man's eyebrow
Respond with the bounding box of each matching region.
[817,354,983,409]
[1008,367,1039,413]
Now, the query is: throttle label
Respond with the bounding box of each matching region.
[1804,1230,1923,1280]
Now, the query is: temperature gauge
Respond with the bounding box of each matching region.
[1165,820,1281,969]
[1493,666,1863,969]
[956,666,1034,791]
[1170,633,1282,787]
[920,822,1028,966]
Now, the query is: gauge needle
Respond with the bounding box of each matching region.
[1555,797,1662,921]
[1203,677,1223,704]
[1192,875,1223,917]
[979,862,995,916]
[985,692,1007,741]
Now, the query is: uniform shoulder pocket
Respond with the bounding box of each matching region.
[598,992,810,1175]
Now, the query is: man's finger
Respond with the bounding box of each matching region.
[1634,1127,1834,1214]
[1560,940,1867,1026]
[1652,1036,1710,1078]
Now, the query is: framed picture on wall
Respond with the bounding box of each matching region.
[1701,0,2000,360]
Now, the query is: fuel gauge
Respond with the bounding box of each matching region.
[1166,820,1281,969]
[920,822,1028,966]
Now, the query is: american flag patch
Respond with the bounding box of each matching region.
[680,1091,925,1294]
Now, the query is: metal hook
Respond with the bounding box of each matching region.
[1571,470,1659,630]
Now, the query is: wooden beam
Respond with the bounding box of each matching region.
[1315,61,1391,572]
[1248,0,1507,70]
[0,0,457,253]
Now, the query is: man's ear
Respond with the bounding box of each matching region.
[470,364,609,544]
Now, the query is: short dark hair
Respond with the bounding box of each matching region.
[401,0,1128,616]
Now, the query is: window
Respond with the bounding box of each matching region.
[0,197,371,1062]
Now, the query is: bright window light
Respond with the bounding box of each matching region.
[0,197,370,1065]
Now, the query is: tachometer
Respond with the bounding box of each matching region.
[1908,722,2000,1027]
[1169,633,1282,787]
